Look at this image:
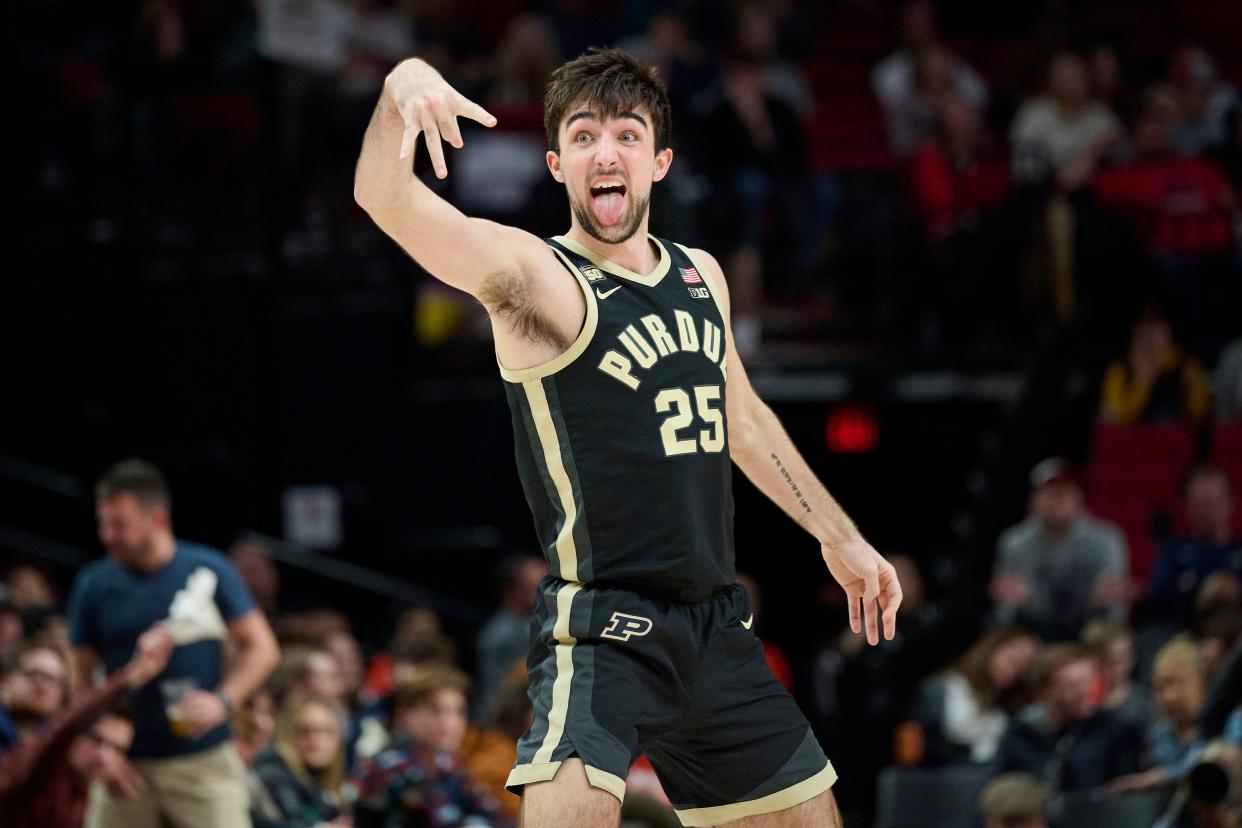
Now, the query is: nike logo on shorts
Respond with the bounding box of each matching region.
[596,285,621,300]
[741,614,754,630]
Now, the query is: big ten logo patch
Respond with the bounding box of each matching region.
[600,612,654,642]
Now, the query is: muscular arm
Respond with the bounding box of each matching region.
[353,58,551,300]
[691,249,902,643]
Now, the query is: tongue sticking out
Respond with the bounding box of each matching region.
[592,191,625,226]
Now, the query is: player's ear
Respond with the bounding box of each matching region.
[546,150,564,183]
[652,147,674,182]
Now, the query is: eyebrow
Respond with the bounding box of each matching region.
[565,110,649,130]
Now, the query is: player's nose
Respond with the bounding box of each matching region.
[592,132,621,165]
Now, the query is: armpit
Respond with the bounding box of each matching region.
[479,273,570,351]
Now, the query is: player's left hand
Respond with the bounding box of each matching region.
[821,537,902,646]
[177,689,229,737]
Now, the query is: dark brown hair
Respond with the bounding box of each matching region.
[544,48,672,153]
[95,459,171,511]
[1029,643,1093,690]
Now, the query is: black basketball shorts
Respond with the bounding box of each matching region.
[506,576,836,826]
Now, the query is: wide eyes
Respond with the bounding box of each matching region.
[572,129,641,145]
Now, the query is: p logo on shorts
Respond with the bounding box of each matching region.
[600,612,654,642]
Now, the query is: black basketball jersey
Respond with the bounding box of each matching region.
[500,235,735,599]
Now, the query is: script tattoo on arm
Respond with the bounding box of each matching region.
[771,453,812,514]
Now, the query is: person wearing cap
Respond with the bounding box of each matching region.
[990,458,1130,641]
[979,772,1050,828]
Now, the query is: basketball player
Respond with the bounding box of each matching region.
[355,48,902,828]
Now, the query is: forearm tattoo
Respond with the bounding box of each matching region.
[771,453,812,513]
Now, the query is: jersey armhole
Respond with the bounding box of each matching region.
[673,243,730,324]
[496,249,599,384]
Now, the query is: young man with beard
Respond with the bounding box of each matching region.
[0,643,70,752]
[354,48,903,827]
[67,459,281,828]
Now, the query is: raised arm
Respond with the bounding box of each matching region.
[353,57,551,298]
[690,249,902,645]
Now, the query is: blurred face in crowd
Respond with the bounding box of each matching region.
[301,651,345,704]
[3,647,67,719]
[915,44,953,96]
[938,97,980,154]
[1130,314,1172,366]
[1186,472,1234,541]
[324,632,365,700]
[990,637,1038,692]
[229,542,280,614]
[549,104,672,246]
[1132,117,1171,159]
[1100,635,1136,691]
[1089,45,1121,100]
[398,688,468,753]
[1032,481,1083,532]
[241,689,276,754]
[293,701,341,772]
[899,0,937,50]
[1048,54,1090,109]
[68,714,133,783]
[6,565,55,610]
[1044,657,1097,726]
[96,493,169,569]
[1155,659,1204,727]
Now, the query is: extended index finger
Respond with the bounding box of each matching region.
[454,93,497,127]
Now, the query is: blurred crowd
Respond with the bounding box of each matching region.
[9,0,1242,826]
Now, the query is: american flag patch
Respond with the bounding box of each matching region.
[680,267,702,284]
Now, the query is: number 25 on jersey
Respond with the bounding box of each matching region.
[655,385,725,456]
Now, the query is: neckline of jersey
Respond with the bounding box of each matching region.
[552,234,670,287]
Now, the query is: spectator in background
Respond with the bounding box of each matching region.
[1011,52,1123,190]
[911,626,1039,764]
[991,458,1130,641]
[873,0,987,156]
[324,630,365,711]
[1088,43,1128,116]
[882,43,988,158]
[998,644,1145,789]
[235,686,277,768]
[978,773,1050,828]
[730,0,812,117]
[475,554,546,718]
[0,602,22,672]
[1169,45,1239,155]
[490,14,562,106]
[354,666,510,828]
[1111,636,1242,793]
[1080,619,1152,731]
[3,565,57,613]
[908,95,1010,241]
[1092,110,1233,260]
[1099,308,1213,426]
[271,647,346,709]
[697,55,811,354]
[229,540,282,618]
[249,694,351,828]
[0,623,173,828]
[1215,336,1242,422]
[1150,466,1242,625]
[69,459,280,828]
[0,643,70,753]
[461,664,531,822]
[1194,573,1242,684]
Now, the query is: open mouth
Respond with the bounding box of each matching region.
[589,181,627,226]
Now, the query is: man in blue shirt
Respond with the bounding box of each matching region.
[1149,464,1242,624]
[68,459,280,828]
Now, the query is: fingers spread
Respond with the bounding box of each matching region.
[438,112,463,149]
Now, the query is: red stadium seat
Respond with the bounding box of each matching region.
[1085,423,1195,583]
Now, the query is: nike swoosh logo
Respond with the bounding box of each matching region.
[596,285,621,300]
[741,614,754,630]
